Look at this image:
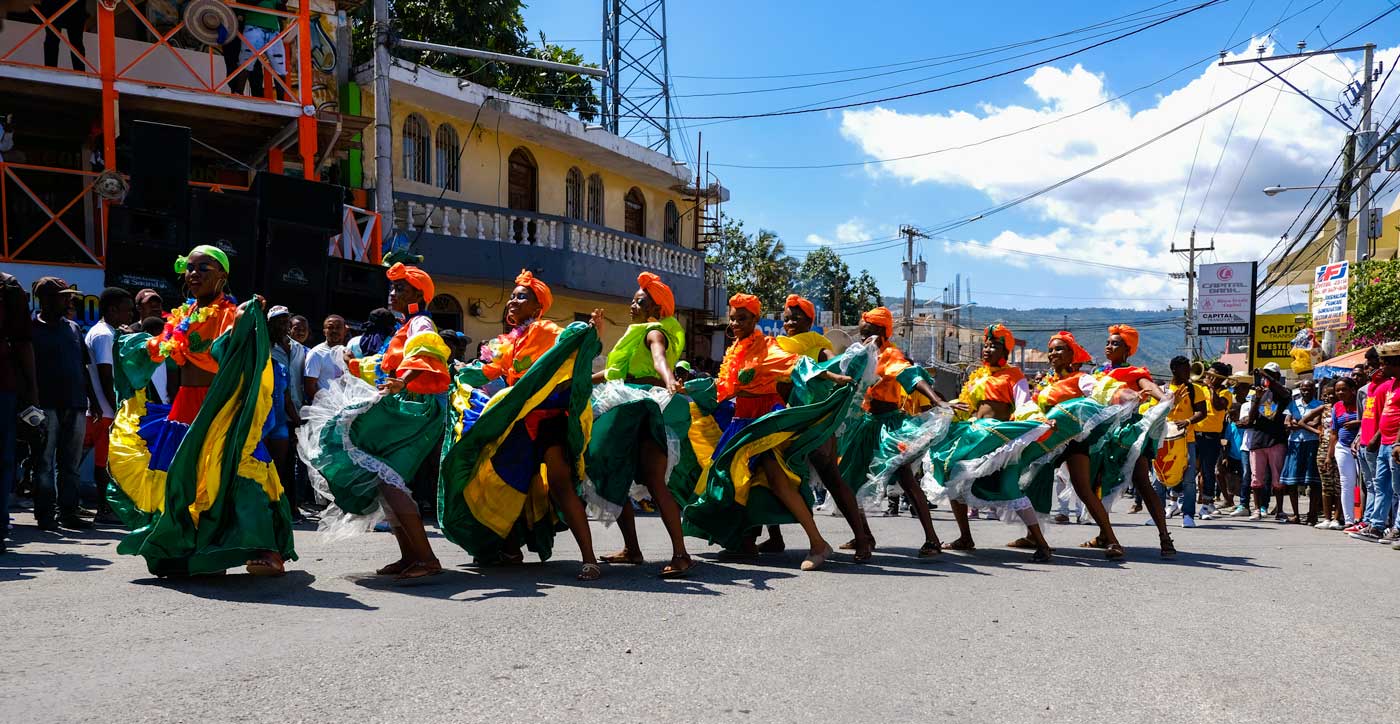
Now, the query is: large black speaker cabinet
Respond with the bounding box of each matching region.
[252,172,343,230]
[124,121,190,217]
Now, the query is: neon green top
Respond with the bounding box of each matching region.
[604,317,685,381]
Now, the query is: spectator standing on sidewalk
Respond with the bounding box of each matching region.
[1243,363,1289,522]
[1353,343,1400,544]
[84,287,133,524]
[1279,379,1322,524]
[1,271,39,553]
[1195,361,1233,518]
[29,277,93,531]
[303,314,347,404]
[267,306,306,521]
[1153,356,1207,527]
[1352,348,1382,532]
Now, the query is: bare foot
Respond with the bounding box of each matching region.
[600,549,644,565]
[1006,537,1036,550]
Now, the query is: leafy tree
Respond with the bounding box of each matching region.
[710,216,797,314]
[844,269,883,325]
[1344,258,1400,350]
[794,247,851,322]
[352,1,600,120]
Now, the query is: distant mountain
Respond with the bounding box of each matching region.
[883,298,1189,373]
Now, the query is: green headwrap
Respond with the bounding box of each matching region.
[174,244,230,274]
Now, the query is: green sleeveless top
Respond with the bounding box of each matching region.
[604,317,685,381]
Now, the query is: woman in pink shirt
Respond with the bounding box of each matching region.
[1353,343,1400,543]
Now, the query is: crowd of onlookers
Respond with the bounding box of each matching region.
[0,269,487,554]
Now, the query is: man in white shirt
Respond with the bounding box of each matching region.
[85,287,133,523]
[303,314,348,405]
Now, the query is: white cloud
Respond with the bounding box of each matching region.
[804,217,891,246]
[838,39,1400,306]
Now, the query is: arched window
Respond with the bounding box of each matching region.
[663,201,680,244]
[565,167,584,220]
[586,173,604,225]
[624,187,646,237]
[402,113,431,184]
[507,147,538,212]
[428,294,463,333]
[435,124,460,191]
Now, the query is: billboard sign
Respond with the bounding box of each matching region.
[1196,261,1256,337]
[1311,261,1350,331]
[1251,313,1303,371]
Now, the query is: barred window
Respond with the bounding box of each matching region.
[435,124,460,191]
[664,201,680,244]
[402,113,431,184]
[586,173,604,225]
[624,187,646,237]
[565,167,584,219]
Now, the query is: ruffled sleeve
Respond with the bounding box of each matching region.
[394,315,451,394]
[115,333,160,402]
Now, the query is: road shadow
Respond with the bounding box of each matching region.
[0,548,114,582]
[346,555,811,601]
[133,570,378,610]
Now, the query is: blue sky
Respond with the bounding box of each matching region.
[522,0,1400,313]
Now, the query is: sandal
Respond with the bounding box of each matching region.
[244,554,285,577]
[1104,542,1125,560]
[393,560,443,584]
[852,538,874,563]
[599,550,645,565]
[1030,547,1053,563]
[918,541,944,558]
[659,555,694,579]
[1080,536,1108,549]
[1159,534,1177,559]
[375,559,412,576]
[941,537,975,551]
[1006,537,1036,550]
[576,563,602,581]
[839,538,858,551]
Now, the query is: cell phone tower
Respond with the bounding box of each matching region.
[601,0,673,156]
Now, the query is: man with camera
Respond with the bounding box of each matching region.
[1241,363,1290,522]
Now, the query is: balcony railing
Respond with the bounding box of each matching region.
[396,193,704,279]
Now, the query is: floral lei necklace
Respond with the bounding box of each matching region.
[155,294,235,361]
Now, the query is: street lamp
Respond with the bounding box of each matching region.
[1262,184,1331,196]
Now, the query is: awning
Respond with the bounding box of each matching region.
[1312,347,1370,379]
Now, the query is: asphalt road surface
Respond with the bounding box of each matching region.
[4,504,1398,724]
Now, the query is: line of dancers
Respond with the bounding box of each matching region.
[103,247,1180,582]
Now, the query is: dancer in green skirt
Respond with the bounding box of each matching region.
[836,306,950,559]
[299,258,451,581]
[584,271,702,578]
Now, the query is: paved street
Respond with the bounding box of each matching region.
[4,504,1399,724]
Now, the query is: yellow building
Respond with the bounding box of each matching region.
[1270,192,1400,287]
[359,62,727,360]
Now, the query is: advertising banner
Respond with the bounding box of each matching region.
[1311,261,1350,331]
[5,262,106,329]
[1196,261,1256,337]
[1251,313,1303,371]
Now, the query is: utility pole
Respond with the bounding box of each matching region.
[1219,42,1375,356]
[373,0,394,225]
[901,225,917,345]
[1172,228,1214,359]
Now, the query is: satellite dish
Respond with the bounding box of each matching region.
[183,0,237,47]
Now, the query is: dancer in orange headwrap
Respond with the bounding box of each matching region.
[685,293,860,571]
[299,256,451,580]
[583,271,702,578]
[1093,323,1176,557]
[753,293,872,560]
[433,270,607,579]
[835,307,952,559]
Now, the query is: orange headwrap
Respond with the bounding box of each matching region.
[985,324,1015,357]
[386,263,434,304]
[785,294,816,322]
[638,271,675,318]
[729,292,761,317]
[1049,330,1092,365]
[514,269,553,315]
[862,307,894,338]
[1108,324,1139,356]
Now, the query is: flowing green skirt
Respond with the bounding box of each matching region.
[437,322,602,561]
[922,417,1051,515]
[107,302,296,576]
[1015,397,1136,514]
[299,375,445,528]
[1089,397,1175,505]
[580,378,721,521]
